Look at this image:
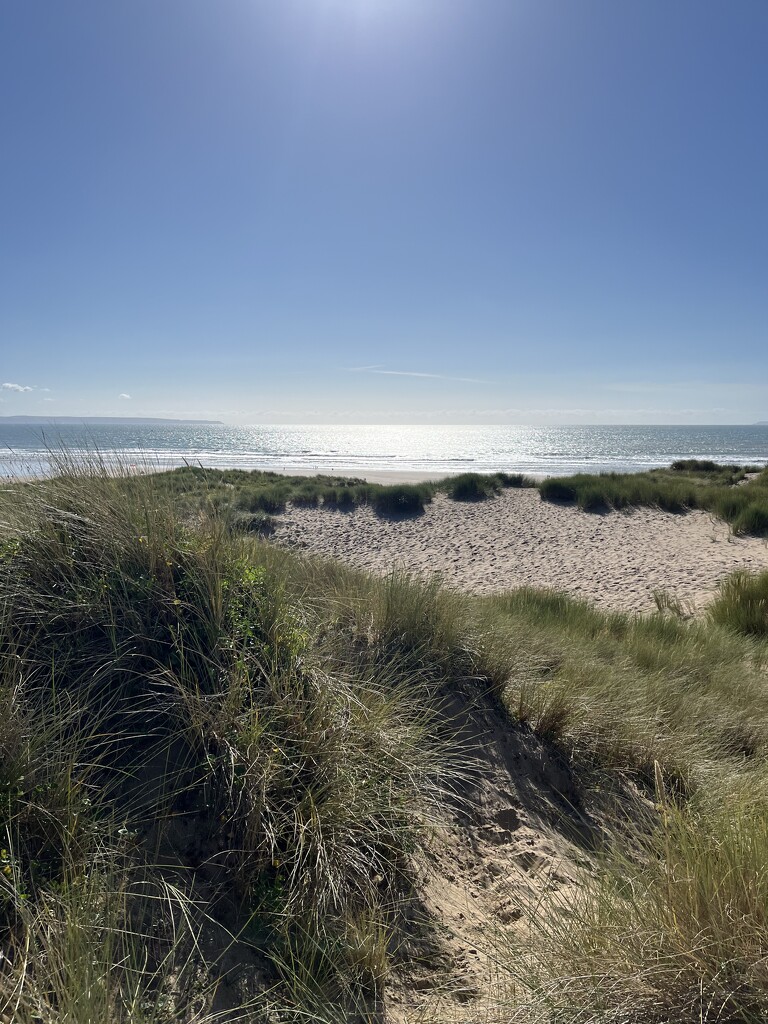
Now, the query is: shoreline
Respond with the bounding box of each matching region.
[1,463,549,485]
[267,467,549,484]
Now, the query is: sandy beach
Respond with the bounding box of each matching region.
[273,486,768,614]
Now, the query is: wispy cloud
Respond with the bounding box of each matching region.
[345,366,488,385]
[2,382,34,392]
[119,393,131,399]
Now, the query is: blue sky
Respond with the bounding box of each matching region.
[1,0,766,424]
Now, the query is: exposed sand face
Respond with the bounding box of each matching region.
[274,489,768,613]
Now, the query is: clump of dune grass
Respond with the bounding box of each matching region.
[539,464,768,535]
[516,790,768,1023]
[479,585,768,789]
[438,471,536,502]
[371,483,432,517]
[670,458,725,473]
[289,484,320,506]
[234,483,288,514]
[709,569,768,637]
[539,471,697,512]
[495,471,537,488]
[150,465,538,525]
[321,482,374,508]
[149,466,376,522]
[0,462,469,1019]
[478,575,768,1021]
[227,508,277,534]
[537,477,578,503]
[732,501,768,536]
[442,472,502,501]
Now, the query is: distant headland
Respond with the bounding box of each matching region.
[0,416,223,426]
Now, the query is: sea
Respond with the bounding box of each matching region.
[1,423,768,479]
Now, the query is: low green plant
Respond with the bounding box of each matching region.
[228,509,277,534]
[670,458,722,472]
[732,501,768,536]
[235,485,287,514]
[290,487,320,507]
[324,485,356,508]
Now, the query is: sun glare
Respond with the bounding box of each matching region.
[318,0,425,27]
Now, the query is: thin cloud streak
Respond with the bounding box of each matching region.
[345,367,488,385]
[2,382,34,392]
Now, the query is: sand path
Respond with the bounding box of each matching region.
[273,489,768,613]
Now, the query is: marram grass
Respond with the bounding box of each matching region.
[540,462,768,536]
[0,465,470,1020]
[2,462,768,1021]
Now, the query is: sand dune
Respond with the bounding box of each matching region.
[274,488,768,613]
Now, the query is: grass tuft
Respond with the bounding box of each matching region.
[443,472,501,501]
[516,795,768,1023]
[540,464,768,534]
[371,484,431,517]
[709,569,768,637]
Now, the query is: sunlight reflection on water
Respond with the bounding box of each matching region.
[1,423,767,477]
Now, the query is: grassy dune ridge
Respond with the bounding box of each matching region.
[148,465,536,529]
[539,461,768,536]
[0,464,768,1020]
[150,460,768,539]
